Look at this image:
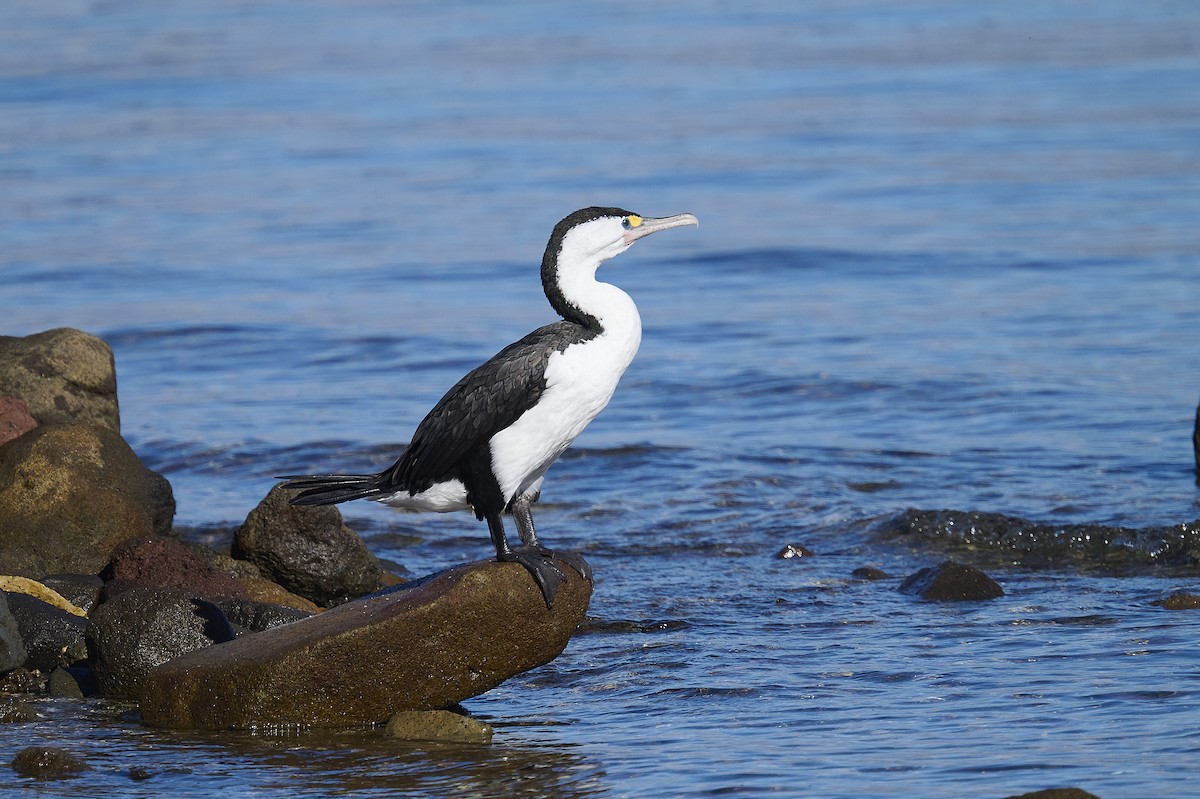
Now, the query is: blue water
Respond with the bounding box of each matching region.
[3,1,1200,797]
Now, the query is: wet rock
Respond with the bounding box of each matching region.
[0,424,175,577]
[0,697,39,723]
[233,484,385,606]
[141,557,592,730]
[39,574,104,616]
[0,576,87,617]
[0,396,37,447]
[102,537,249,600]
[385,709,493,743]
[775,543,814,559]
[1194,398,1199,478]
[0,328,119,431]
[0,594,26,674]
[211,596,313,635]
[0,667,45,694]
[1152,591,1200,610]
[878,508,1200,571]
[898,560,1004,601]
[10,745,90,778]
[48,667,85,699]
[87,586,237,700]
[1001,789,1102,799]
[851,566,891,581]
[4,592,89,671]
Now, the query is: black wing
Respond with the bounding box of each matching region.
[380,320,593,493]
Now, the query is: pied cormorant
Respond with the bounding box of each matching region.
[281,207,698,606]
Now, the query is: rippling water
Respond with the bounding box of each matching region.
[3,1,1200,797]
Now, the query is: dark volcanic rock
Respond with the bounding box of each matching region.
[898,560,1004,601]
[10,746,89,778]
[851,566,891,581]
[39,574,104,616]
[141,557,592,730]
[0,424,175,577]
[385,709,493,743]
[3,592,88,672]
[0,594,26,674]
[233,484,384,606]
[211,597,313,635]
[0,328,119,431]
[86,586,237,700]
[0,697,39,723]
[102,537,250,600]
[0,396,37,447]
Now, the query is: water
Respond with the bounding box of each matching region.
[2,1,1200,797]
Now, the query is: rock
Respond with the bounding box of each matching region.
[1152,591,1200,610]
[48,668,85,699]
[898,560,1004,601]
[385,709,493,743]
[775,543,814,559]
[1194,398,1199,477]
[10,746,90,777]
[0,594,26,674]
[0,396,37,447]
[0,423,175,577]
[0,697,39,723]
[233,484,384,606]
[86,586,237,700]
[102,537,249,600]
[141,557,592,730]
[1001,789,1102,799]
[0,328,119,431]
[39,574,104,615]
[235,577,322,614]
[0,576,87,617]
[3,592,89,672]
[210,597,313,635]
[851,566,891,581]
[0,667,45,694]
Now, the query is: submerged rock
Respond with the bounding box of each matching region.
[775,543,814,560]
[0,424,175,577]
[140,557,592,730]
[10,746,90,778]
[877,508,1200,572]
[0,697,39,723]
[851,566,891,581]
[898,560,1004,601]
[1152,591,1200,610]
[0,328,119,431]
[1001,789,1102,799]
[233,484,385,606]
[3,592,89,672]
[385,709,493,743]
[87,586,237,700]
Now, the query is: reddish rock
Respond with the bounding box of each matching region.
[140,557,592,730]
[0,396,37,447]
[103,537,250,600]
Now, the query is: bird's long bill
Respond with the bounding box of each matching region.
[623,212,699,245]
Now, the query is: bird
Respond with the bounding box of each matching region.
[280,207,698,607]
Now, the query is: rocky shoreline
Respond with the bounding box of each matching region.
[0,327,592,751]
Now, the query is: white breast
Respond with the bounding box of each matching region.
[488,286,642,505]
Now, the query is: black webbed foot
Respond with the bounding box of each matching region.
[557,551,593,583]
[498,545,567,608]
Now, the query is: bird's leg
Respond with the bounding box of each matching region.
[510,496,592,584]
[487,511,563,608]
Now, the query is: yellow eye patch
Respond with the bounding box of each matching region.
[627,215,643,228]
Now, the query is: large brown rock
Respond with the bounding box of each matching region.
[0,328,119,432]
[0,424,175,578]
[140,557,592,730]
[233,484,384,606]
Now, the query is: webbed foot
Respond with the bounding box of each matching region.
[497,546,593,608]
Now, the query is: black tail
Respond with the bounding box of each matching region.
[276,473,387,506]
